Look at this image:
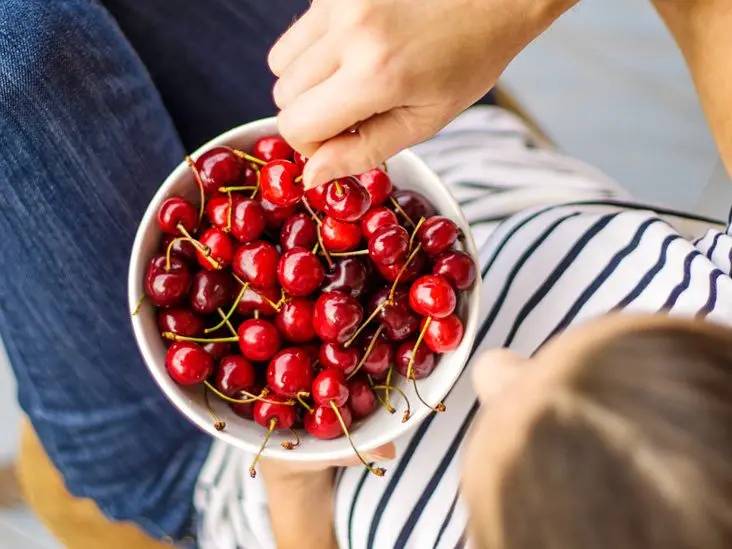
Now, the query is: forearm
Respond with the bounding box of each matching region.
[652,0,732,172]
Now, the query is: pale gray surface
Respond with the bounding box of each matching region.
[0,0,727,546]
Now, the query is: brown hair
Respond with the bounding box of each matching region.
[489,321,732,549]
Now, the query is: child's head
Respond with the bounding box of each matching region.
[463,315,732,549]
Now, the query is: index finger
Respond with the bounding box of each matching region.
[268,2,329,76]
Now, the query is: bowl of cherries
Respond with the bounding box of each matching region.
[129,118,480,477]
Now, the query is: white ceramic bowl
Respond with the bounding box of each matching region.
[128,117,481,461]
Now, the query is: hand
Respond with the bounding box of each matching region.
[269,0,576,188]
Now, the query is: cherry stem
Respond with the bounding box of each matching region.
[205,283,249,333]
[234,150,266,166]
[347,324,385,379]
[312,242,320,255]
[232,274,282,311]
[368,374,396,414]
[406,317,431,381]
[296,392,313,413]
[384,366,394,410]
[344,302,387,348]
[301,197,322,226]
[281,428,301,450]
[162,332,238,343]
[131,294,145,316]
[218,185,257,193]
[204,387,226,431]
[294,175,303,184]
[388,243,423,301]
[409,217,426,251]
[204,381,295,406]
[372,384,411,422]
[326,250,370,257]
[226,192,233,232]
[185,156,206,227]
[329,401,385,477]
[412,378,446,413]
[177,225,221,269]
[251,168,261,199]
[334,180,344,196]
[253,309,260,320]
[249,418,277,478]
[216,308,238,336]
[165,236,196,271]
[317,225,334,270]
[390,195,415,228]
[381,162,388,174]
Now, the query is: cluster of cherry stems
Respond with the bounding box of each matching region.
[138,135,477,477]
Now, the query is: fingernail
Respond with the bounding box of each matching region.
[303,162,331,190]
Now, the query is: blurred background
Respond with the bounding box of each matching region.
[0,0,728,547]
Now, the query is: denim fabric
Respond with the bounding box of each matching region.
[0,0,306,542]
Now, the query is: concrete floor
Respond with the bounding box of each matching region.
[0,0,727,547]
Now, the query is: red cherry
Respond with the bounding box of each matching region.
[375,249,428,284]
[319,342,360,376]
[321,257,369,298]
[253,395,297,430]
[409,275,457,318]
[422,314,464,353]
[395,339,436,379]
[252,135,294,162]
[348,378,377,419]
[275,298,316,343]
[238,318,281,362]
[196,228,235,270]
[231,198,267,243]
[165,342,213,385]
[215,355,256,396]
[358,168,393,206]
[233,241,280,289]
[301,343,321,364]
[161,235,197,264]
[305,404,352,440]
[260,159,303,207]
[304,184,327,211]
[202,333,233,361]
[323,178,371,222]
[206,195,232,229]
[259,197,298,229]
[312,369,349,407]
[361,207,399,240]
[236,284,281,317]
[277,248,325,297]
[293,151,308,168]
[280,213,317,251]
[266,347,314,398]
[158,197,198,235]
[195,146,245,195]
[433,251,476,291]
[368,287,419,341]
[157,308,204,337]
[144,255,192,308]
[360,331,394,379]
[229,384,263,419]
[417,216,459,256]
[243,164,259,186]
[313,291,364,344]
[368,225,409,266]
[321,216,362,252]
[189,270,234,314]
[392,189,437,221]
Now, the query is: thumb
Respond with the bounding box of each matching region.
[338,442,397,467]
[302,108,438,189]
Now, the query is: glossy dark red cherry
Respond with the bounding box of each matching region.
[275,298,316,343]
[161,235,197,264]
[321,257,369,298]
[319,342,360,376]
[293,151,308,168]
[305,404,352,440]
[323,178,371,222]
[197,227,235,270]
[409,275,457,318]
[206,195,232,229]
[361,207,398,240]
[157,307,204,337]
[230,383,264,419]
[145,255,192,308]
[238,318,281,362]
[189,270,234,314]
[313,291,364,344]
[358,168,393,206]
[280,213,317,251]
[348,377,377,419]
[266,347,314,398]
[321,216,362,252]
[215,355,256,396]
[433,251,476,291]
[243,163,259,186]
[260,159,303,207]
[312,369,349,407]
[368,225,409,266]
[395,339,436,379]
[368,287,419,341]
[304,184,327,211]
[202,331,233,360]
[422,314,464,353]
[253,395,297,430]
[392,189,437,221]
[417,216,459,256]
[233,240,280,289]
[277,248,325,297]
[259,197,299,229]
[375,249,428,284]
[236,284,281,317]
[231,198,266,243]
[165,342,213,385]
[195,146,245,195]
[360,331,394,378]
[253,135,294,162]
[158,197,198,235]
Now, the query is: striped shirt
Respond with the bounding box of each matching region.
[193,106,732,549]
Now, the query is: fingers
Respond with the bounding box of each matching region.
[268,2,329,77]
[471,349,525,403]
[336,443,397,467]
[273,37,341,109]
[302,108,436,188]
